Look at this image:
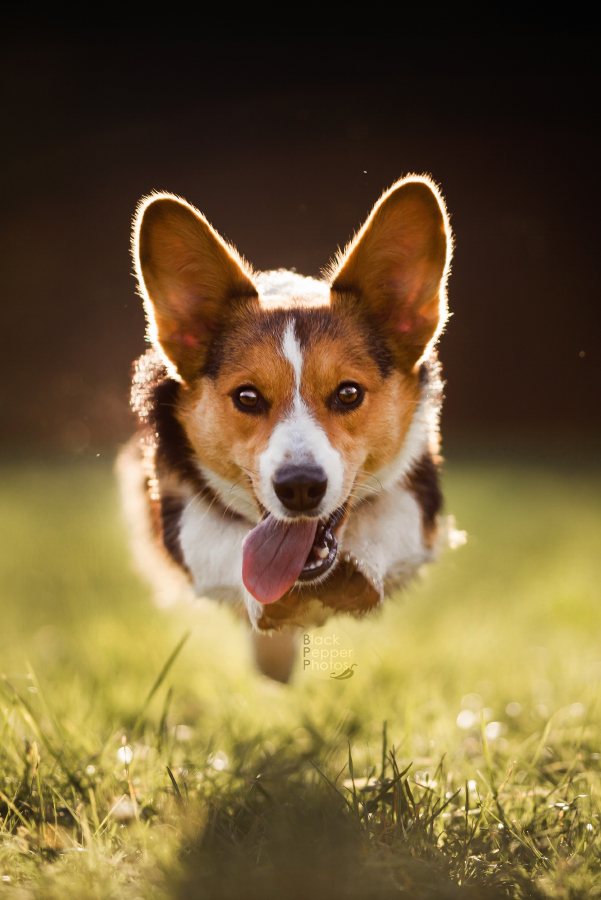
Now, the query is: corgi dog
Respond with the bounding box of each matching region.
[118,175,455,681]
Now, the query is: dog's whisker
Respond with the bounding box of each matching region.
[237,464,259,478]
[355,470,384,488]
[222,477,260,517]
[346,493,375,513]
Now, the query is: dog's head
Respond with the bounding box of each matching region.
[133,177,452,608]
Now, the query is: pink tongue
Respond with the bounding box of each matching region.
[242,515,318,604]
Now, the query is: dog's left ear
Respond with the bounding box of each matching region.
[329,176,452,369]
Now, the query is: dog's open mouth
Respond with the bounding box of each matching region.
[242,506,346,605]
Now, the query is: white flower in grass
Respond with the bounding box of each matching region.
[117,745,133,765]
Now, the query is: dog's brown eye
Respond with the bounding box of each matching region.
[238,390,258,406]
[233,386,266,413]
[331,382,364,411]
[338,385,358,403]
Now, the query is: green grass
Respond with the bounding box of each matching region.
[0,457,600,898]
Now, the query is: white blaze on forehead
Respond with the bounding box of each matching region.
[257,317,345,519]
[281,319,303,391]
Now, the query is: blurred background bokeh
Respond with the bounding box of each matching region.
[1,36,599,456]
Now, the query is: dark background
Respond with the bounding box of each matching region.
[1,37,599,454]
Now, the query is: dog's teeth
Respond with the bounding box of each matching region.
[315,545,329,559]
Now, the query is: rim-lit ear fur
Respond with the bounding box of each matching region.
[328,175,452,370]
[133,193,258,383]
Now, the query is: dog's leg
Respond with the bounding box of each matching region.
[251,630,299,683]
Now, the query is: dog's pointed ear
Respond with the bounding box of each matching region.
[133,193,258,383]
[328,176,452,369]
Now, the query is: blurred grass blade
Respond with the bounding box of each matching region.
[370,763,412,808]
[158,686,174,754]
[24,659,64,741]
[480,711,496,797]
[347,740,360,819]
[424,789,461,831]
[132,630,190,736]
[309,759,354,814]
[0,675,82,788]
[528,714,555,773]
[166,765,186,812]
[0,788,30,829]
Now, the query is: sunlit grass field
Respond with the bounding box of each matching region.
[0,456,600,898]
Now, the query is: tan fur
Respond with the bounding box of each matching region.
[299,336,421,484]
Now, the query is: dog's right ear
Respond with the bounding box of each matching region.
[133,194,258,383]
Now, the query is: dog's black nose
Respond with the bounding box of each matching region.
[273,464,328,513]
